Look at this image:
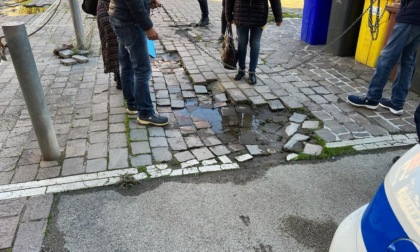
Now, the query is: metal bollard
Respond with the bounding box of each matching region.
[68,0,86,50]
[2,22,61,161]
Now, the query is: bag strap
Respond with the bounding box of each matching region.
[226,23,233,38]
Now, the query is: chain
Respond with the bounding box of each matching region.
[368,0,389,40]
[159,0,385,75]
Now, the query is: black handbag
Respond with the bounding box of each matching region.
[221,24,238,70]
[82,0,98,16]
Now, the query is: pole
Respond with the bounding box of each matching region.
[2,22,61,161]
[68,0,86,50]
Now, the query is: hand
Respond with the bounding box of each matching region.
[146,27,159,40]
[276,22,282,26]
[151,0,161,9]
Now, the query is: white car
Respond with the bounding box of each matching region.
[330,144,420,252]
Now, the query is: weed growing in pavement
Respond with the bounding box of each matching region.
[166,158,180,168]
[294,135,356,160]
[137,166,151,178]
[118,174,138,189]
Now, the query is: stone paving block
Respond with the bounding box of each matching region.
[226,89,247,103]
[72,55,89,63]
[283,134,310,151]
[18,149,42,166]
[194,85,208,94]
[370,116,401,134]
[171,100,185,108]
[109,148,129,169]
[87,142,108,159]
[180,126,197,135]
[152,147,173,162]
[315,129,338,143]
[157,98,171,106]
[190,147,215,161]
[66,139,86,157]
[302,120,319,129]
[131,141,151,154]
[214,93,227,102]
[150,137,168,148]
[60,58,77,66]
[131,154,152,167]
[0,146,23,158]
[303,143,323,156]
[289,113,307,123]
[86,158,107,173]
[156,90,169,99]
[268,99,285,111]
[167,138,187,151]
[130,128,148,141]
[36,166,61,180]
[199,165,221,173]
[183,167,199,175]
[324,121,349,134]
[246,145,267,156]
[235,154,253,162]
[182,91,196,98]
[174,151,195,162]
[58,49,73,58]
[62,157,85,176]
[249,96,267,106]
[185,136,204,148]
[285,123,300,137]
[312,110,333,121]
[68,126,88,140]
[279,96,303,109]
[13,220,47,252]
[22,194,53,221]
[109,133,127,148]
[286,153,299,161]
[0,216,19,249]
[0,198,25,217]
[165,129,182,138]
[202,135,223,146]
[220,106,237,116]
[209,145,231,156]
[227,143,246,152]
[89,121,108,132]
[148,127,165,137]
[194,121,211,129]
[11,164,38,183]
[262,123,282,134]
[181,159,200,168]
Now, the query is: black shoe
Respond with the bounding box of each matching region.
[248,73,257,85]
[137,114,169,126]
[197,16,209,26]
[234,70,245,80]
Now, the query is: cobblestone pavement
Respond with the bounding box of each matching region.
[0,0,419,250]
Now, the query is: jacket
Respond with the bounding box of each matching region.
[108,0,153,31]
[226,0,282,27]
[396,0,420,25]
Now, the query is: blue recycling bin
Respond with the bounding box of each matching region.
[301,0,333,45]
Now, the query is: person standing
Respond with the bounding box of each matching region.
[226,0,282,85]
[347,0,420,115]
[96,0,121,90]
[108,0,168,126]
[197,0,209,26]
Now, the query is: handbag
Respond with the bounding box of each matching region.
[82,0,98,16]
[221,24,238,70]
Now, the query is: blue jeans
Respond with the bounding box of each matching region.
[236,25,263,73]
[366,23,420,109]
[109,16,154,118]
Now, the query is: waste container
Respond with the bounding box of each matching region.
[326,0,364,56]
[301,0,333,45]
[355,0,391,67]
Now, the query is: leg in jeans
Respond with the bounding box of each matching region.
[236,25,249,71]
[366,23,415,102]
[109,16,154,118]
[391,24,420,109]
[248,26,263,73]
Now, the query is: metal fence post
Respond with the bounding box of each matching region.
[2,22,61,161]
[69,0,86,50]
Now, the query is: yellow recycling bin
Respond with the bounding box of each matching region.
[355,0,391,67]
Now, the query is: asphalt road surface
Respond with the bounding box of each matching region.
[42,148,408,252]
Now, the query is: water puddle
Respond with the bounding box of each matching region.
[0,0,48,16]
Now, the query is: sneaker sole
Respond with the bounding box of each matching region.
[379,103,403,115]
[126,108,137,115]
[346,97,378,110]
[137,118,168,126]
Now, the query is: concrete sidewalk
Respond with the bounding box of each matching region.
[0,0,419,250]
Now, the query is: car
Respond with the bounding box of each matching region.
[329,144,420,252]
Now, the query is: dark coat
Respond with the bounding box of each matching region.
[108,0,153,31]
[396,0,420,25]
[226,0,282,27]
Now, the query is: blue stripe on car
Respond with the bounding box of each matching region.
[361,182,417,251]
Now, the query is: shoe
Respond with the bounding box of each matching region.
[126,107,137,115]
[137,114,169,126]
[379,98,403,115]
[248,73,257,85]
[234,70,245,80]
[197,16,209,26]
[347,95,378,109]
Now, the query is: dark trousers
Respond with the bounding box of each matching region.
[197,0,208,16]
[221,0,226,35]
[415,104,420,141]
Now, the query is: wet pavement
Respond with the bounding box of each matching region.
[0,0,419,250]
